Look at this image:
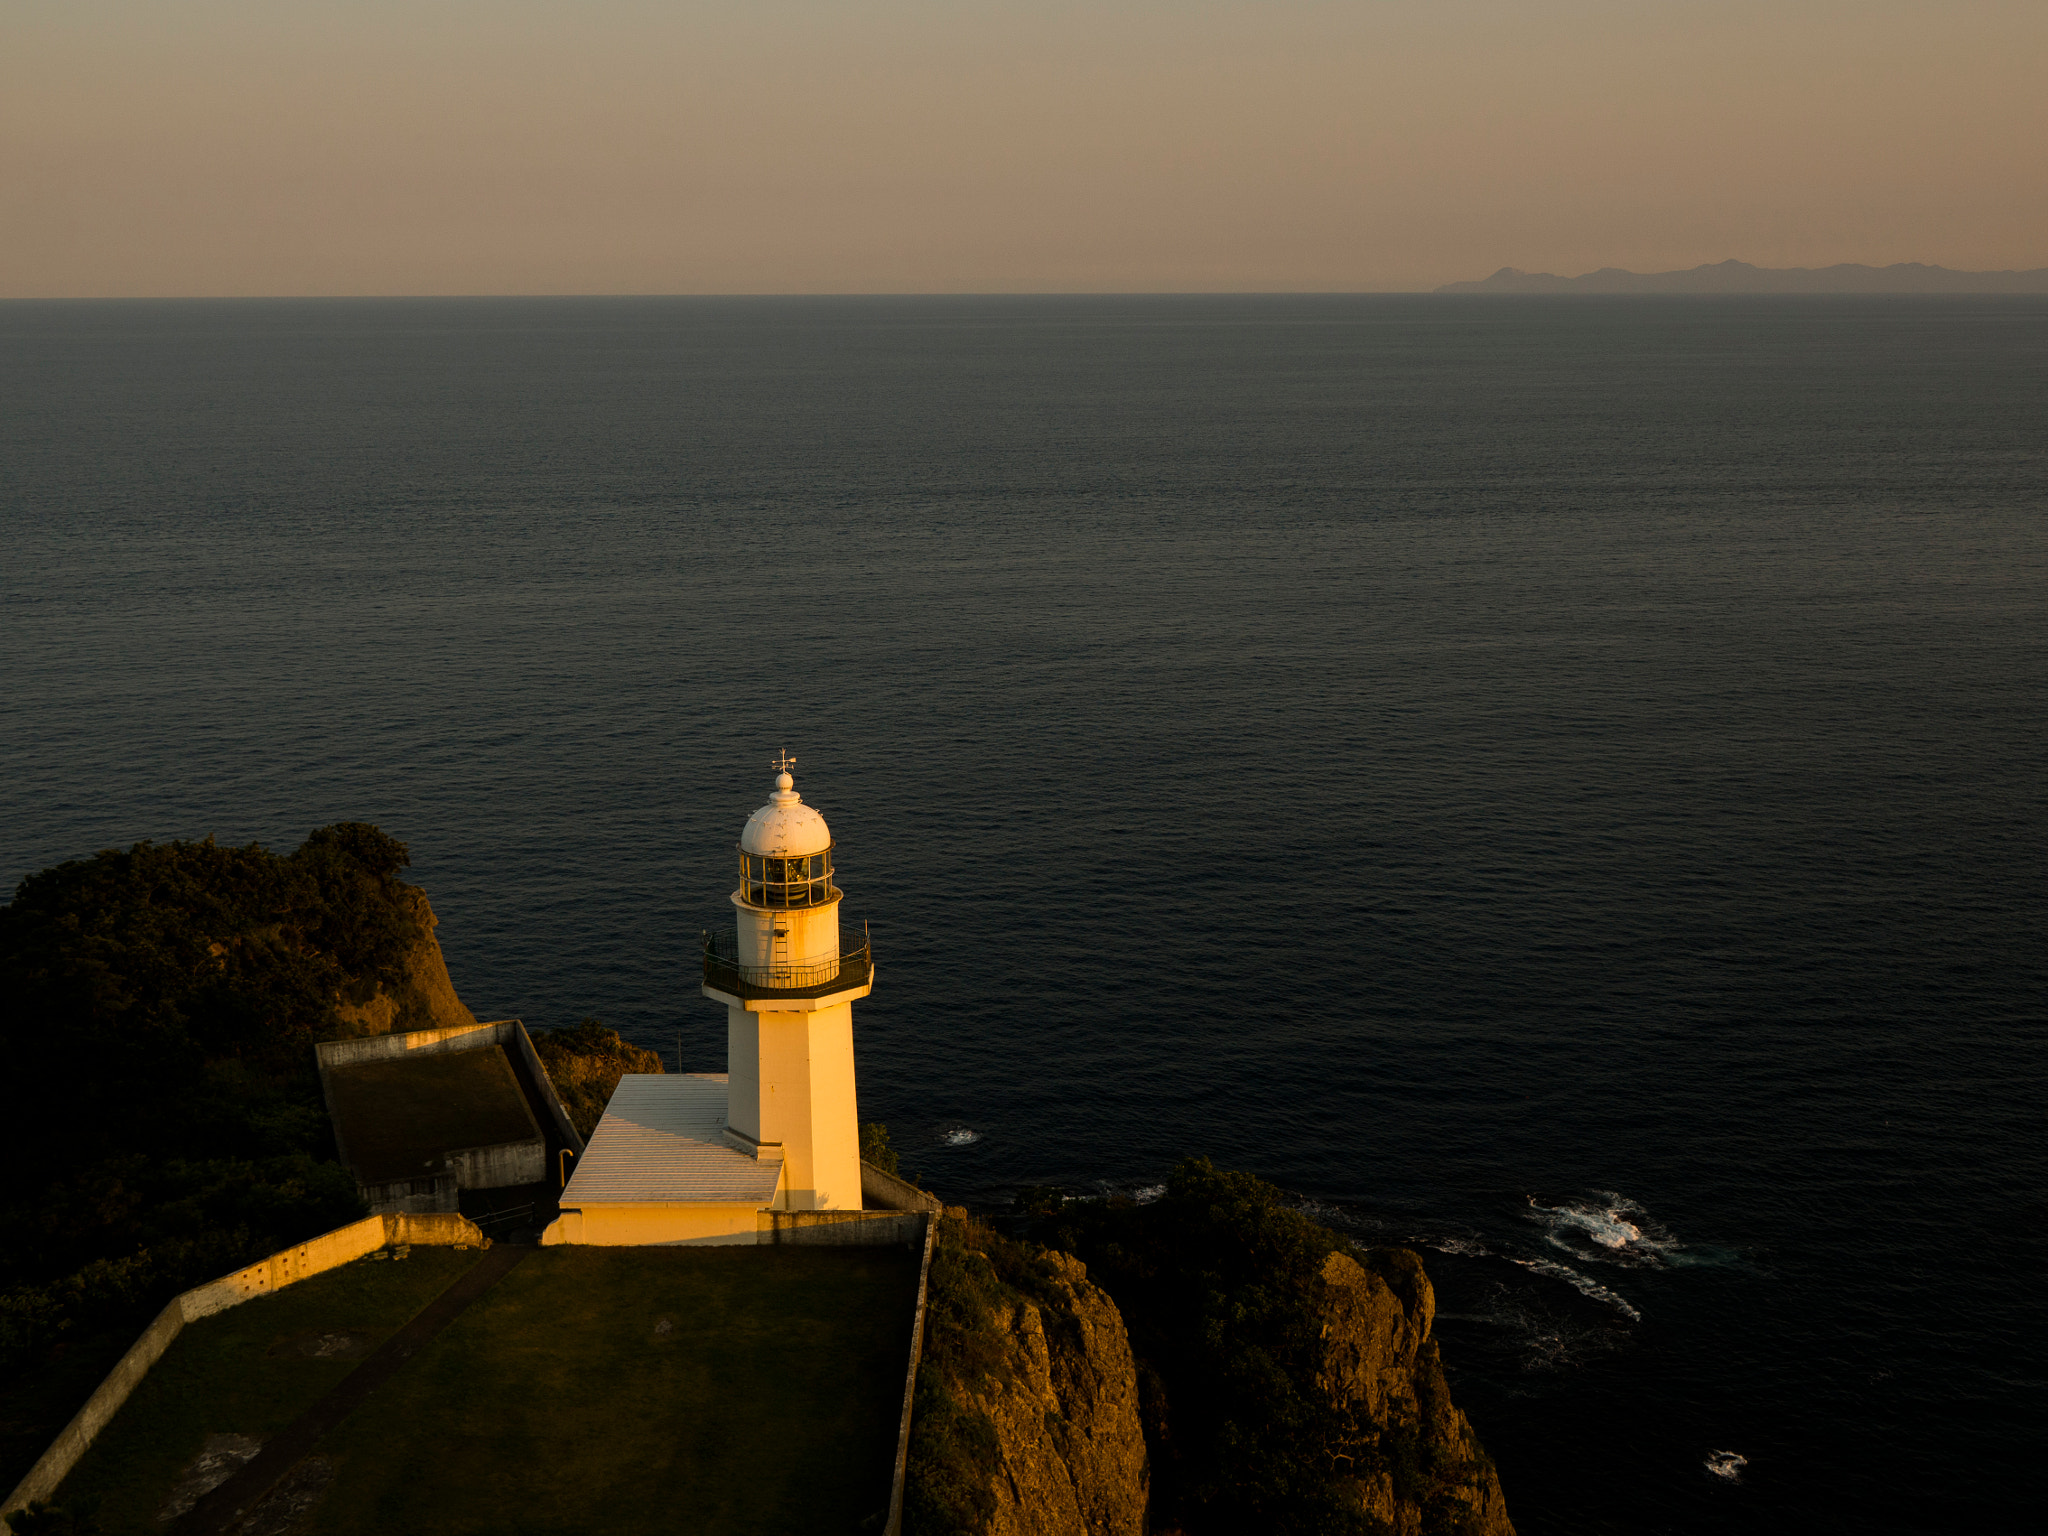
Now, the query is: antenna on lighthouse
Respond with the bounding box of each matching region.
[770,749,798,775]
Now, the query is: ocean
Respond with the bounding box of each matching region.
[3,294,2042,1532]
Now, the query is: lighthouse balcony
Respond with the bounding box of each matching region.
[702,928,873,1000]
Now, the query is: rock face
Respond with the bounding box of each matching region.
[907,1180,1515,1536]
[955,1247,1150,1536]
[1315,1249,1515,1536]
[331,887,478,1037]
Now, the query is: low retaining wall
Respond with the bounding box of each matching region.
[359,1171,461,1215]
[1,1212,486,1517]
[506,1019,587,1156]
[759,1209,925,1246]
[445,1138,546,1191]
[884,1212,940,1536]
[862,1160,943,1213]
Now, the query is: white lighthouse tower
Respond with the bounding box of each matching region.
[543,755,879,1246]
[702,754,873,1211]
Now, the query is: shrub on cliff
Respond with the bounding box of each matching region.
[0,827,419,1375]
[531,1019,665,1138]
[860,1122,900,1176]
[1044,1158,1408,1536]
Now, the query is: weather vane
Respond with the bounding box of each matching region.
[770,749,797,775]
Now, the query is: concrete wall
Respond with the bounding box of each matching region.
[542,1203,767,1247]
[760,1209,924,1246]
[2,1212,485,1518]
[885,1214,941,1536]
[360,1172,460,1215]
[861,1161,943,1214]
[506,1017,587,1157]
[541,1201,926,1248]
[445,1138,546,1191]
[315,1017,504,1069]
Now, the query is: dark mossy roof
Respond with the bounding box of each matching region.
[326,1047,538,1183]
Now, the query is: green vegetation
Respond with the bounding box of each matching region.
[1040,1158,1378,1534]
[326,1048,535,1182]
[307,1246,918,1535]
[0,825,421,1485]
[48,1248,482,1533]
[1043,1158,1479,1536]
[529,1018,664,1138]
[859,1122,900,1176]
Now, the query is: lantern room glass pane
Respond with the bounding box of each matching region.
[736,844,834,908]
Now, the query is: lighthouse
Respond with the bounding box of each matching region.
[543,755,878,1245]
[703,754,874,1210]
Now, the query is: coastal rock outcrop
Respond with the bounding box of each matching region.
[1315,1249,1514,1536]
[955,1246,1150,1536]
[905,1215,1148,1536]
[907,1161,1515,1536]
[331,887,478,1036]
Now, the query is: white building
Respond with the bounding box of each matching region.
[541,759,882,1246]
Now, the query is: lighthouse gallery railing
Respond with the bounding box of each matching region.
[702,927,872,992]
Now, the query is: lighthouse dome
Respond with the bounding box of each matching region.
[740,771,832,857]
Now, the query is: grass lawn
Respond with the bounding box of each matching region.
[309,1245,922,1536]
[0,1324,139,1494]
[51,1247,484,1532]
[327,1047,537,1182]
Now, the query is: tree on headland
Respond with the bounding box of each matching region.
[0,826,423,1378]
[860,1121,900,1176]
[530,1018,665,1139]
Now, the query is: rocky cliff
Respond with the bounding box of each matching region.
[905,1214,1148,1536]
[1313,1248,1514,1536]
[331,886,478,1037]
[908,1163,1515,1536]
[954,1244,1150,1536]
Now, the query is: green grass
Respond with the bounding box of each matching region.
[51,1247,483,1533]
[326,1048,537,1182]
[0,1325,139,1494]
[309,1246,921,1536]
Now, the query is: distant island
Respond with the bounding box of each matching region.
[1435,259,2048,294]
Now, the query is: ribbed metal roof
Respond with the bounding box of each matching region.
[561,1074,782,1206]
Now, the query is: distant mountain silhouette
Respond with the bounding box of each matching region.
[1435,259,2048,294]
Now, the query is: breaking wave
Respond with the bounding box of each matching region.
[1510,1256,1643,1321]
[1526,1192,1679,1268]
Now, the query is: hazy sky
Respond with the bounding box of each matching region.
[5,1,2044,295]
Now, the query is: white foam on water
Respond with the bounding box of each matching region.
[1511,1256,1643,1321]
[1131,1183,1165,1204]
[1526,1192,1679,1265]
[1705,1450,1747,1482]
[937,1125,981,1147]
[1432,1235,1492,1259]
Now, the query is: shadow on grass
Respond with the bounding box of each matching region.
[308,1245,921,1536]
[50,1248,486,1533]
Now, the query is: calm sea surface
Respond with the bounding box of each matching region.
[3,296,2043,1532]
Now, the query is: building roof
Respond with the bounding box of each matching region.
[562,1074,782,1206]
[325,1045,540,1184]
[740,771,832,857]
